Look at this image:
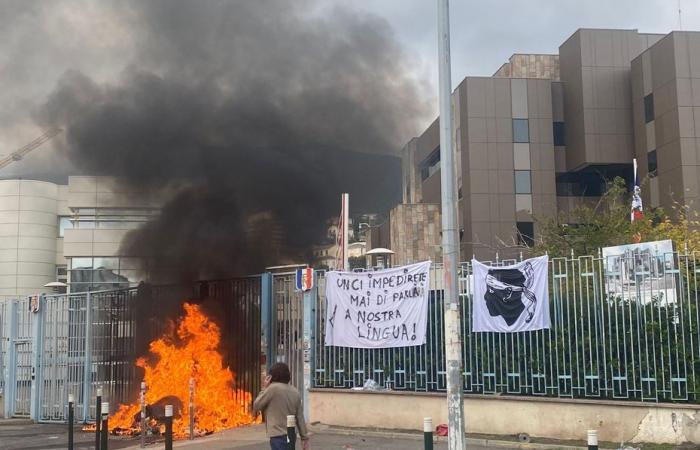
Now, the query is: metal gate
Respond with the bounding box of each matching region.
[1,276,264,423]
[2,298,35,418]
[271,273,304,390]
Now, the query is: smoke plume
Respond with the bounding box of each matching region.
[38,0,430,279]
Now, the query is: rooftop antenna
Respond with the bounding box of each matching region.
[678,0,683,31]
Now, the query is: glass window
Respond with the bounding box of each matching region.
[93,257,119,270]
[70,258,93,270]
[119,269,144,283]
[648,150,658,177]
[70,270,93,283]
[517,222,534,247]
[644,93,654,123]
[420,147,441,181]
[58,217,72,237]
[69,283,91,293]
[553,121,565,146]
[514,170,532,194]
[513,119,529,143]
[516,194,533,214]
[513,143,531,170]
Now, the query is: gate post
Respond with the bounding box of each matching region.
[261,273,273,374]
[4,300,18,418]
[82,292,93,423]
[301,283,316,421]
[30,295,45,421]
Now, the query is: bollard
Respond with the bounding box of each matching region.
[68,394,74,450]
[95,388,102,450]
[423,417,433,450]
[189,378,195,440]
[100,402,109,450]
[587,430,598,450]
[286,415,296,450]
[164,405,174,450]
[140,382,146,448]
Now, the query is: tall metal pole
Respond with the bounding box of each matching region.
[437,1,466,449]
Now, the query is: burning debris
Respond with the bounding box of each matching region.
[104,303,258,438]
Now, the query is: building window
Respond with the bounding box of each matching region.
[68,256,142,292]
[514,170,532,194]
[648,150,658,177]
[553,121,565,146]
[644,93,654,123]
[58,216,72,237]
[513,119,529,143]
[517,221,534,247]
[70,207,158,230]
[420,147,441,181]
[56,265,67,284]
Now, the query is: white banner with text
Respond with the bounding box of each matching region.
[324,261,431,348]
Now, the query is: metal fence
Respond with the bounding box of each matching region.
[312,251,700,403]
[0,276,263,422]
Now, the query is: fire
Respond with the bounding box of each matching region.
[108,302,258,437]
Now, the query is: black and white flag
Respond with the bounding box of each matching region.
[472,255,550,332]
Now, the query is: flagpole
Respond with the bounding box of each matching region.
[343,193,349,271]
[437,1,466,449]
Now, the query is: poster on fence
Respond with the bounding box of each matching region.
[472,255,550,332]
[324,261,431,348]
[602,239,677,305]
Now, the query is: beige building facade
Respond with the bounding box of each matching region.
[0,176,160,298]
[392,28,697,261]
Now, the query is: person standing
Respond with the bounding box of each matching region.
[253,362,310,450]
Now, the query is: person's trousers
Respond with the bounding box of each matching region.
[270,435,288,450]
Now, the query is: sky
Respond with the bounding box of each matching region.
[1,0,699,179]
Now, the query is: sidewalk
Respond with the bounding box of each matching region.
[0,419,647,450]
[117,424,455,450]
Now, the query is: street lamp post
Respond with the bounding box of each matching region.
[437,1,466,449]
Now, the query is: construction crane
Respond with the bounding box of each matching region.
[0,127,63,170]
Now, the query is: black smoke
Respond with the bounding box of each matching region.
[38,0,430,279]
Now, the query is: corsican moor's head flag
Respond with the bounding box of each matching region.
[472,255,550,332]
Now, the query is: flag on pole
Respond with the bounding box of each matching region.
[335,193,349,270]
[631,158,644,222]
[631,158,644,243]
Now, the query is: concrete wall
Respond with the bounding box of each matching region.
[493,54,560,81]
[388,204,441,265]
[0,180,59,298]
[310,389,700,445]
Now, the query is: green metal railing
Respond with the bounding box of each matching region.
[312,251,700,403]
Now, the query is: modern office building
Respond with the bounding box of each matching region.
[389,28,700,261]
[631,31,700,212]
[0,176,160,298]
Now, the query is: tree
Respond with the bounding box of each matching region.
[533,177,700,256]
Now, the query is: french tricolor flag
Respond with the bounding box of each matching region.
[296,267,314,292]
[631,158,644,222]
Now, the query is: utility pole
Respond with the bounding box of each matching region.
[437,1,466,449]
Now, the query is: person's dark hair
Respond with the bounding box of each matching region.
[269,362,291,384]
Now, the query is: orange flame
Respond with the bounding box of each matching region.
[109,302,258,436]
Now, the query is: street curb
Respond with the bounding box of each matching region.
[311,426,588,450]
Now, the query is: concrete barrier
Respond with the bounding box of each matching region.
[309,389,700,445]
